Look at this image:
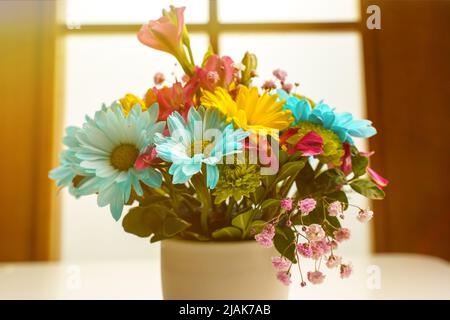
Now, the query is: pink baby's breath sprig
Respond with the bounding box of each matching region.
[272,68,288,82]
[340,263,353,279]
[327,201,343,217]
[276,271,292,286]
[306,224,325,241]
[255,223,276,248]
[357,209,374,223]
[271,256,291,270]
[307,271,325,285]
[153,72,165,85]
[326,255,342,269]
[280,198,293,211]
[333,228,351,242]
[262,80,276,90]
[299,198,317,216]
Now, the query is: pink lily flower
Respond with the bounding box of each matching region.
[145,82,195,121]
[138,7,184,54]
[186,55,235,92]
[367,167,389,188]
[138,6,193,74]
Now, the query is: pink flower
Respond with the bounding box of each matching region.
[289,132,324,156]
[271,256,290,270]
[340,142,352,175]
[307,271,325,285]
[357,209,374,223]
[326,255,342,269]
[262,80,276,90]
[255,223,275,247]
[306,224,325,241]
[138,7,184,54]
[276,271,292,286]
[299,198,317,216]
[153,72,165,85]
[262,223,275,238]
[296,243,313,258]
[186,55,235,92]
[311,239,331,259]
[281,198,293,211]
[134,147,159,170]
[273,69,288,82]
[145,82,195,121]
[206,71,219,85]
[367,167,389,189]
[282,82,293,93]
[333,228,351,242]
[255,234,273,248]
[340,263,353,279]
[327,201,342,217]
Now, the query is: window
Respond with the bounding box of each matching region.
[60,0,369,261]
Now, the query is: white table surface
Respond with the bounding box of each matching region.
[1,253,449,300]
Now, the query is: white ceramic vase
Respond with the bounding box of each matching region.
[160,239,289,300]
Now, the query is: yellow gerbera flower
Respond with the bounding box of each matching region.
[200,86,293,133]
[119,93,147,116]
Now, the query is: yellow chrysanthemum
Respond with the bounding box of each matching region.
[200,86,294,133]
[119,93,147,116]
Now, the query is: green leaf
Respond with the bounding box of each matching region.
[295,162,315,197]
[261,199,281,210]
[274,160,306,186]
[162,217,191,237]
[212,226,242,240]
[201,44,214,66]
[250,220,266,234]
[350,179,385,200]
[122,207,160,238]
[182,231,210,241]
[123,204,190,241]
[250,186,265,203]
[315,168,346,193]
[232,209,255,235]
[278,149,289,166]
[324,215,341,236]
[351,154,369,177]
[273,226,297,263]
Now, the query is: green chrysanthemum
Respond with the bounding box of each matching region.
[287,122,344,166]
[213,164,261,204]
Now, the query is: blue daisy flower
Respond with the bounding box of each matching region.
[51,102,165,220]
[277,89,377,144]
[154,107,248,189]
[49,126,95,197]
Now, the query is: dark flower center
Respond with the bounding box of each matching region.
[72,175,84,187]
[110,144,139,171]
[188,140,213,157]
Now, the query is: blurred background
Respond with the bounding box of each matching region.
[0,0,449,263]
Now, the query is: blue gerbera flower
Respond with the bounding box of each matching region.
[277,89,377,144]
[154,107,248,189]
[50,102,165,220]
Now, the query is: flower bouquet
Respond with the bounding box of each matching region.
[50,6,388,299]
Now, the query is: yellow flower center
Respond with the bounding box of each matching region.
[110,144,139,171]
